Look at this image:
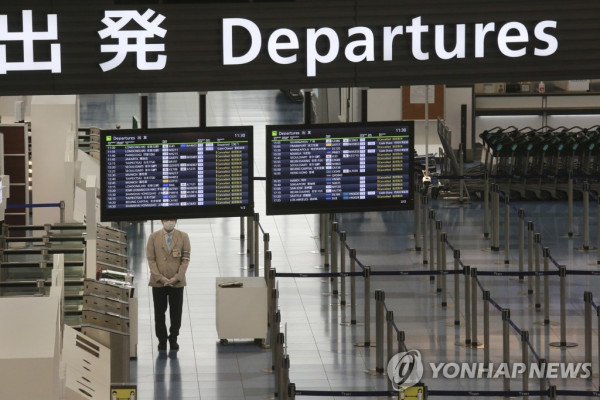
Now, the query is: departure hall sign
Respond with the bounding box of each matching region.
[0,1,598,95]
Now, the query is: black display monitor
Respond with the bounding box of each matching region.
[266,121,414,215]
[100,126,254,221]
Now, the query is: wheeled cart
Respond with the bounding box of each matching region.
[216,277,267,344]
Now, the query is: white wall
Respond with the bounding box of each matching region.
[0,96,31,123]
[366,87,476,157]
[31,95,78,225]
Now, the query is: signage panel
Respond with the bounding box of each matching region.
[0,1,598,95]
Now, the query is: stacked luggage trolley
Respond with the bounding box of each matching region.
[479,125,600,200]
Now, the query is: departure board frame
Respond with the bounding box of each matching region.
[266,121,414,215]
[100,126,254,221]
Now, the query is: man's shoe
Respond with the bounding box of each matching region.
[169,339,179,351]
[158,342,167,351]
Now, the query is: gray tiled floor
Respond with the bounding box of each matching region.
[81,90,600,399]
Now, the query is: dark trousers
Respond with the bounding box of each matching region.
[152,286,184,343]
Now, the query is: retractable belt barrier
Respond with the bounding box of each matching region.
[278,190,600,398]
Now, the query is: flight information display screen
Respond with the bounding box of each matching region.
[100,126,254,221]
[266,121,414,215]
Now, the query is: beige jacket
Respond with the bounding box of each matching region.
[146,229,191,288]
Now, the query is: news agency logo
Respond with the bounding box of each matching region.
[387,349,592,389]
[387,350,424,390]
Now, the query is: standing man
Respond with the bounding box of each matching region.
[147,219,191,351]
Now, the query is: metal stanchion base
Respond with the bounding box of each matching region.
[310,250,322,254]
[534,320,559,326]
[470,343,485,349]
[365,369,387,376]
[446,321,461,327]
[481,247,504,252]
[576,246,598,251]
[341,321,364,326]
[549,341,578,348]
[560,233,581,238]
[261,367,274,373]
[435,303,453,309]
[355,342,376,348]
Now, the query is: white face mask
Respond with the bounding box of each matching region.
[163,221,176,231]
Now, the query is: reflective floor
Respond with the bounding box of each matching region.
[81,91,600,399]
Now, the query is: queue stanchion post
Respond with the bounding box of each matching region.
[568,172,574,238]
[280,355,290,400]
[436,220,443,293]
[454,249,461,326]
[492,184,500,251]
[504,194,510,264]
[356,266,372,347]
[597,196,600,264]
[264,255,273,345]
[319,214,326,254]
[484,171,490,238]
[597,305,600,389]
[266,267,275,334]
[422,196,429,265]
[370,289,385,375]
[441,232,447,307]
[527,221,534,295]
[240,217,244,239]
[340,231,347,307]
[459,147,464,203]
[330,221,339,297]
[534,233,541,310]
[429,210,436,282]
[415,180,422,251]
[288,383,296,400]
[270,298,280,354]
[463,265,471,346]
[471,268,480,348]
[521,330,530,400]
[397,330,406,353]
[254,213,259,276]
[264,248,271,289]
[263,232,270,254]
[386,310,394,391]
[274,332,284,397]
[518,209,525,280]
[502,308,511,393]
[59,200,65,223]
[483,290,490,366]
[584,292,592,368]
[543,248,550,325]
[490,183,496,249]
[549,386,557,400]
[550,266,578,348]
[584,182,590,250]
[539,359,547,396]
[350,249,357,324]
[247,216,254,268]
[327,214,335,268]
